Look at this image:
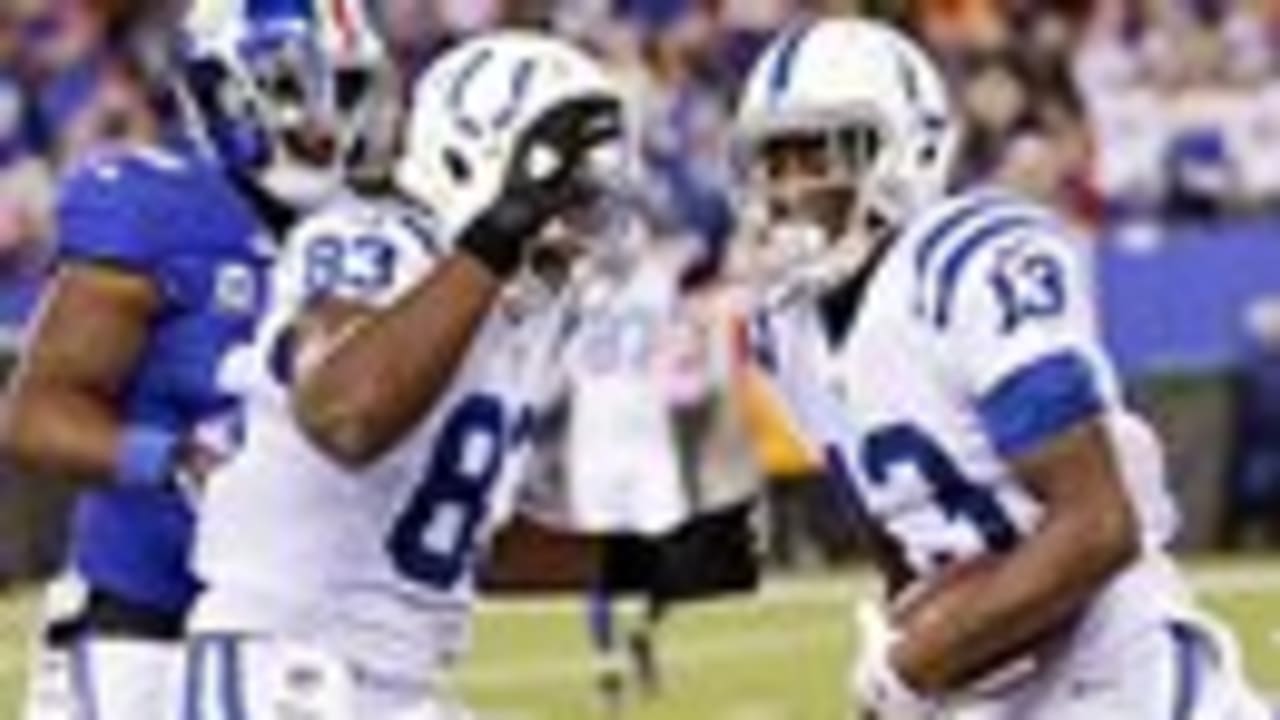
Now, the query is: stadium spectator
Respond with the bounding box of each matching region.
[716,0,792,81]
[1075,0,1280,216]
[911,0,1006,63]
[637,12,736,286]
[45,57,159,165]
[0,11,52,272]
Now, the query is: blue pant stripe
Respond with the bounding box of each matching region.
[184,639,207,720]
[1170,623,1202,720]
[219,637,248,720]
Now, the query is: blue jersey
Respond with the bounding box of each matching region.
[55,142,275,612]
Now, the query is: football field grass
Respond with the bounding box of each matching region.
[1,560,1278,719]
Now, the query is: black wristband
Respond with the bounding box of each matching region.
[456,195,546,278]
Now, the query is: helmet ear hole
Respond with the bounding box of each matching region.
[443,146,471,184]
[918,114,949,165]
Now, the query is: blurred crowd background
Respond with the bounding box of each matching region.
[1,0,1279,583]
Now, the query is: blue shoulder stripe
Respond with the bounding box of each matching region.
[931,213,1044,328]
[912,190,1016,283]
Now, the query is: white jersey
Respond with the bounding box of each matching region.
[755,188,1189,641]
[192,197,568,682]
[563,253,688,535]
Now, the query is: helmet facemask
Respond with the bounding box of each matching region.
[182,22,385,208]
[738,109,890,297]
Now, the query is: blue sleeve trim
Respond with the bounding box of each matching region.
[977,352,1104,459]
[115,426,179,488]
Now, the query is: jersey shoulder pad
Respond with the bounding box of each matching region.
[282,197,443,306]
[906,187,1070,331]
[55,144,203,269]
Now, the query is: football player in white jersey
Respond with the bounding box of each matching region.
[563,236,690,707]
[182,30,630,720]
[734,17,1267,720]
[565,239,689,539]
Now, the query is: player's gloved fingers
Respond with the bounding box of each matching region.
[508,94,625,231]
[458,96,622,279]
[511,93,624,193]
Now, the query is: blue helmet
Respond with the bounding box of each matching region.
[178,0,387,207]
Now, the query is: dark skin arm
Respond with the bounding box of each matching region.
[289,253,504,468]
[292,94,628,468]
[888,418,1141,693]
[0,264,157,484]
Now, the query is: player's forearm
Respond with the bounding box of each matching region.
[890,503,1138,693]
[0,385,125,485]
[292,254,503,467]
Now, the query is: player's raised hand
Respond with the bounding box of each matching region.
[457,94,623,280]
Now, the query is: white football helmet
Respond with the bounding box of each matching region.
[735,17,960,292]
[395,30,634,252]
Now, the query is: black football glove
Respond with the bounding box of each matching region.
[457,93,623,279]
